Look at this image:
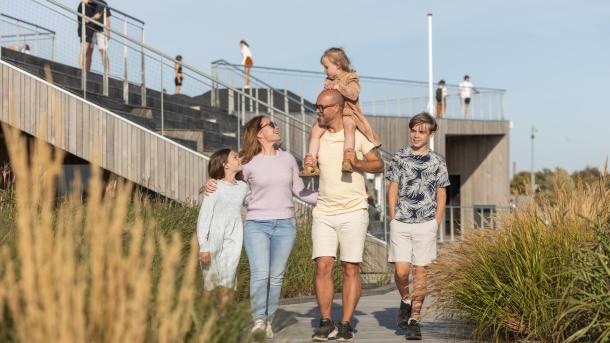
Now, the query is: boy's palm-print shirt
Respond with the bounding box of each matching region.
[385,148,450,223]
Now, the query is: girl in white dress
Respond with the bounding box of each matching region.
[197,149,248,304]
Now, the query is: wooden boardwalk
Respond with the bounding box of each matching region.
[270,289,473,342]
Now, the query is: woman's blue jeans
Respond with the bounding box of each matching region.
[243,218,296,321]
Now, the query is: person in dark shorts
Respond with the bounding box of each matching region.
[175,55,184,94]
[458,75,478,117]
[435,79,447,118]
[77,0,111,71]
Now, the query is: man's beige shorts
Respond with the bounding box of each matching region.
[388,219,438,266]
[312,209,369,263]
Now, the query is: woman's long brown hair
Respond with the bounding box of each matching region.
[240,115,267,164]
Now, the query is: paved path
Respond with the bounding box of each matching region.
[270,290,473,342]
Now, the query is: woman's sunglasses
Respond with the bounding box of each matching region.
[260,121,277,130]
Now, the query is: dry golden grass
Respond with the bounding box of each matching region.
[0,91,216,341]
[428,172,610,342]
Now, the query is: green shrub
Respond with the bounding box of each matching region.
[555,214,610,342]
[429,179,608,342]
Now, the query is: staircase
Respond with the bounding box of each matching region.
[1,48,239,155]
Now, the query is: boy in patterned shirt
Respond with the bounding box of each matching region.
[385,112,450,340]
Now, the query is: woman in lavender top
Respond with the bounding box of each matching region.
[204,115,317,339]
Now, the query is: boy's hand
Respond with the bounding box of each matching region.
[199,252,210,265]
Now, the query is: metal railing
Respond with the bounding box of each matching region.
[0,0,391,203]
[0,0,512,249]
[212,61,507,121]
[0,13,56,61]
[438,205,512,243]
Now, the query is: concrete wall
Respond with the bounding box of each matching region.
[445,134,510,207]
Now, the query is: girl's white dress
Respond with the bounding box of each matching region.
[197,180,248,290]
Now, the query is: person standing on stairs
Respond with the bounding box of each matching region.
[174,55,184,94]
[76,0,111,72]
[240,40,253,89]
[93,0,111,76]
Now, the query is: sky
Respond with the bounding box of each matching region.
[115,1,609,173]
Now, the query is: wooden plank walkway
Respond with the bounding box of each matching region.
[271,289,473,342]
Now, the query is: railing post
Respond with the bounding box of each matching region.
[384,96,388,116]
[140,28,146,107]
[488,93,492,120]
[160,56,164,135]
[396,95,400,116]
[211,62,217,107]
[500,92,505,120]
[122,18,128,104]
[16,24,20,53]
[300,96,306,158]
[34,28,39,56]
[237,93,241,152]
[228,89,234,114]
[268,87,274,121]
[284,89,290,151]
[51,35,56,61]
[450,207,455,241]
[102,7,109,96]
[80,3,87,100]
[241,90,246,124]
[248,87,253,112]
[255,87,259,115]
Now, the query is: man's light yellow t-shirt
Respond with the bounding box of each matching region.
[313,129,376,216]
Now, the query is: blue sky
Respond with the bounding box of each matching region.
[118,0,609,173]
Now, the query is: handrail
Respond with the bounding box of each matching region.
[213,59,317,112]
[87,0,145,25]
[212,60,507,93]
[14,0,393,164]
[0,13,56,34]
[1,59,210,161]
[4,0,310,139]
[212,59,396,162]
[42,0,316,128]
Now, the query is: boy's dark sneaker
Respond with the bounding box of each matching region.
[312,318,337,342]
[336,321,355,342]
[405,319,422,340]
[397,300,412,329]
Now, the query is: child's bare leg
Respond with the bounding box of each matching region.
[342,116,357,172]
[217,287,232,311]
[300,121,326,176]
[308,121,326,159]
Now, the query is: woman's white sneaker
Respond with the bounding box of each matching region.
[251,318,266,338]
[265,319,274,339]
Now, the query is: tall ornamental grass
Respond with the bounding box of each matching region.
[0,120,253,342]
[429,173,609,342]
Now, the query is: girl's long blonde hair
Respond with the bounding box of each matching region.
[240,115,267,164]
[320,47,355,73]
